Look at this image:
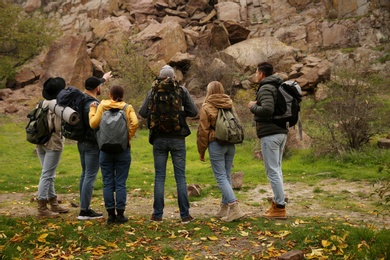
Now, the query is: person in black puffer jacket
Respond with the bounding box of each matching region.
[247,62,288,220]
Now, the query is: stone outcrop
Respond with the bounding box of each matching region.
[0,0,389,129]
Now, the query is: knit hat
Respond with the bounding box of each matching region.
[85,76,105,90]
[42,77,66,100]
[159,65,174,78]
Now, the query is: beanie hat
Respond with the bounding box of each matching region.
[42,77,66,100]
[85,76,105,90]
[159,65,174,79]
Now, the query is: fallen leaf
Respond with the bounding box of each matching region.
[321,240,332,248]
[239,231,249,237]
[38,233,48,243]
[9,233,24,243]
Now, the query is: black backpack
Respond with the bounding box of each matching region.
[272,80,302,128]
[26,101,54,144]
[259,80,302,129]
[147,78,183,133]
[56,87,94,141]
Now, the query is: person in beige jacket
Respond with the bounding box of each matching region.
[197,81,245,222]
[89,85,139,224]
[36,77,70,218]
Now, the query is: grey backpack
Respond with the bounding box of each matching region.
[97,105,129,153]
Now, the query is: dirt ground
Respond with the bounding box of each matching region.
[0,179,388,229]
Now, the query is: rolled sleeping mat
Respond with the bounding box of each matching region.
[47,99,80,125]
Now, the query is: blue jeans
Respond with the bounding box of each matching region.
[152,137,190,219]
[36,145,62,200]
[78,142,100,211]
[261,133,287,206]
[208,141,236,204]
[99,148,130,210]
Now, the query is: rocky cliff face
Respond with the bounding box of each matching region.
[1,0,389,118]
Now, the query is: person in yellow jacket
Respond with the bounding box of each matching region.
[89,85,139,224]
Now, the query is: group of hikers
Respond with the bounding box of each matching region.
[34,61,289,225]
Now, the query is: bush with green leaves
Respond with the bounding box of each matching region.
[309,66,388,155]
[374,163,390,209]
[111,39,155,109]
[0,3,59,89]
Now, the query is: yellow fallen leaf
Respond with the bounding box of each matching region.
[321,240,332,248]
[184,254,194,260]
[240,231,249,237]
[221,226,229,231]
[207,236,218,241]
[105,241,118,248]
[38,233,48,243]
[276,230,291,239]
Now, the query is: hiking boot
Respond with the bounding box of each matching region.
[267,197,289,203]
[181,215,194,224]
[150,215,163,222]
[215,203,228,218]
[222,202,245,222]
[48,196,69,213]
[116,209,128,224]
[262,205,287,220]
[37,199,60,218]
[106,209,116,225]
[77,209,103,220]
[265,201,276,214]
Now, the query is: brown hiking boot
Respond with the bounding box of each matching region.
[48,196,69,213]
[37,199,60,218]
[215,203,228,218]
[262,206,287,220]
[265,201,276,214]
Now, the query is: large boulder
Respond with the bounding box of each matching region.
[130,22,187,63]
[89,15,133,70]
[41,35,92,89]
[223,37,296,69]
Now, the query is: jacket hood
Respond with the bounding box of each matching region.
[100,99,127,110]
[258,75,284,89]
[205,94,232,109]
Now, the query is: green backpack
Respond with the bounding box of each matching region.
[26,101,53,145]
[214,108,244,145]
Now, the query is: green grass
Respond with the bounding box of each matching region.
[1,113,389,195]
[0,114,390,259]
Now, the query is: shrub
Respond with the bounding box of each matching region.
[309,65,387,155]
[374,163,390,207]
[111,39,155,109]
[0,3,59,88]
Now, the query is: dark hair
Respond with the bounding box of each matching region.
[257,62,274,77]
[110,85,124,102]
